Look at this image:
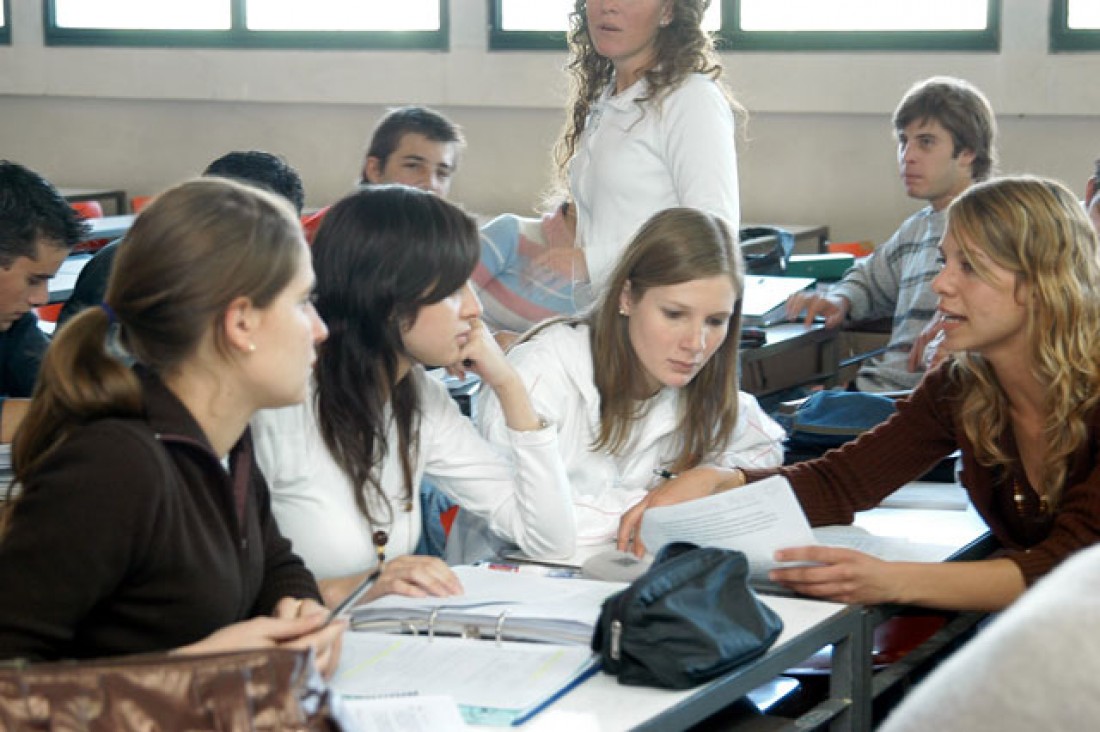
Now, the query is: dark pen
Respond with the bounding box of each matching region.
[653,468,678,481]
[325,565,383,626]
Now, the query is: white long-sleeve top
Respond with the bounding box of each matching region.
[570,72,740,290]
[476,323,785,546]
[252,369,575,579]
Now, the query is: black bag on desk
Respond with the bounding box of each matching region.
[591,542,783,689]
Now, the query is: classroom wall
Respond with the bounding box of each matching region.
[0,0,1097,244]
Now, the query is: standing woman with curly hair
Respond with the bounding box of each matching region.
[555,0,743,291]
[621,177,1100,613]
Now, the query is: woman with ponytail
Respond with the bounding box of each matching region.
[0,178,341,671]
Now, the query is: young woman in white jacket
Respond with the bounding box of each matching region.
[252,185,575,606]
[476,207,785,549]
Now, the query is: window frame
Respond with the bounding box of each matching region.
[1050,0,1100,52]
[43,0,448,50]
[487,0,1001,53]
[0,0,11,45]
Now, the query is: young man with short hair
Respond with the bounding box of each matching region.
[787,76,998,392]
[0,161,88,441]
[359,106,464,198]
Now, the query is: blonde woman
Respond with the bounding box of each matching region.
[622,176,1100,612]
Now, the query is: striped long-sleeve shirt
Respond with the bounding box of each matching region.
[830,206,946,391]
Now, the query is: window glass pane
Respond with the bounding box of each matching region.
[1068,0,1100,29]
[247,0,439,31]
[740,0,987,32]
[53,0,230,30]
[499,0,720,32]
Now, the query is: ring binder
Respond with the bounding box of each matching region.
[494,609,510,646]
[427,607,441,642]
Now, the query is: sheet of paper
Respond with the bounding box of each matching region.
[639,475,817,576]
[339,695,467,732]
[333,632,596,726]
[812,525,959,563]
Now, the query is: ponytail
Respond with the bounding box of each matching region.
[13,306,142,482]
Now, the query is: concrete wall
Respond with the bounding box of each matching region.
[1,0,1097,243]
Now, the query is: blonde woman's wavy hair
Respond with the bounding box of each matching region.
[948,176,1100,510]
[554,0,743,186]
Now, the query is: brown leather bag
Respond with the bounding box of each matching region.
[0,648,349,731]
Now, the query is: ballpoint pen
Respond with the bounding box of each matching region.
[653,468,678,481]
[325,565,383,626]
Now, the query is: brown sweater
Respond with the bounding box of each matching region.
[0,368,321,661]
[744,364,1100,585]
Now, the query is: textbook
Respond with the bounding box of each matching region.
[349,564,625,645]
[741,275,816,327]
[338,565,625,726]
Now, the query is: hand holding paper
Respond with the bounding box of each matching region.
[638,475,818,577]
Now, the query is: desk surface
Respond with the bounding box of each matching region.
[85,214,135,241]
[496,486,991,732]
[508,596,856,732]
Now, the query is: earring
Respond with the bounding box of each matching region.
[618,307,628,316]
[248,343,256,353]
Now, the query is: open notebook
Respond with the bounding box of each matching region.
[337,565,625,726]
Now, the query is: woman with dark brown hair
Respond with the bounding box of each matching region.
[0,178,342,669]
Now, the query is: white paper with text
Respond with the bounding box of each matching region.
[639,475,817,575]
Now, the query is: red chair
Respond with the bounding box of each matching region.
[70,201,111,253]
[130,195,154,213]
[70,200,104,220]
[35,303,64,324]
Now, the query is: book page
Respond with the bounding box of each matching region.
[333,632,597,726]
[339,695,466,732]
[639,475,817,576]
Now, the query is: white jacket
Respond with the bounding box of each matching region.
[477,323,785,545]
[570,72,740,290]
[252,369,575,579]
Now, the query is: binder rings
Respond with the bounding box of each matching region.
[336,566,624,726]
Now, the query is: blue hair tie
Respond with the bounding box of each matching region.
[100,302,118,325]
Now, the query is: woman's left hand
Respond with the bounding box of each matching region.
[769,545,903,605]
[269,596,346,679]
[617,466,745,557]
[451,318,515,389]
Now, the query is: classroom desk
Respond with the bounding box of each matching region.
[500,486,991,732]
[60,187,129,216]
[511,596,862,732]
[741,322,842,396]
[48,252,92,305]
[743,223,831,256]
[85,214,136,241]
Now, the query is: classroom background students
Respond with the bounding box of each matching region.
[469,207,784,554]
[251,185,575,607]
[786,76,998,391]
[622,176,1100,613]
[0,161,88,442]
[0,178,343,672]
[557,0,742,290]
[57,150,308,328]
